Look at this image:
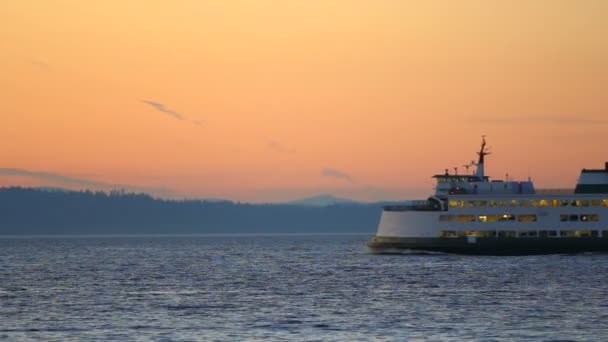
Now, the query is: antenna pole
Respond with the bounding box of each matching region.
[475,136,491,179]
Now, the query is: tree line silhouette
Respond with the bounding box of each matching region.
[0,187,390,235]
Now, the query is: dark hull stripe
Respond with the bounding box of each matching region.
[368,236,608,255]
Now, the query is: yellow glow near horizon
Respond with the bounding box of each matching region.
[1,1,607,201]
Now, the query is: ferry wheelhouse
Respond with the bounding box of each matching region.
[368,137,608,255]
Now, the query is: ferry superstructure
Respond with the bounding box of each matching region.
[368,137,608,255]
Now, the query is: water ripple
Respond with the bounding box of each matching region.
[1,235,608,340]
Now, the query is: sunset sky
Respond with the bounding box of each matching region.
[1,1,607,202]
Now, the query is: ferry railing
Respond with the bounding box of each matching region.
[383,200,442,212]
[535,188,574,195]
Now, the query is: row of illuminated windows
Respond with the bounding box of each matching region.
[439,229,604,238]
[448,199,608,208]
[440,214,534,222]
[439,214,601,223]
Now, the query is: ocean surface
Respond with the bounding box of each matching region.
[2,234,608,341]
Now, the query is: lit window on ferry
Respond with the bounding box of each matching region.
[560,231,575,237]
[517,214,537,222]
[520,200,529,207]
[456,215,476,222]
[602,200,608,207]
[539,200,548,207]
[592,199,602,206]
[509,200,518,207]
[530,200,539,207]
[561,200,569,206]
[581,214,599,222]
[453,200,464,208]
[551,200,559,207]
[576,200,590,207]
[489,200,497,207]
[499,214,515,221]
[477,215,498,222]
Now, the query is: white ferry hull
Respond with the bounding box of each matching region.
[369,197,608,255]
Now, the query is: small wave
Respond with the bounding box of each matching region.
[166,304,239,311]
[129,290,201,296]
[368,248,447,255]
[278,319,303,325]
[0,327,87,333]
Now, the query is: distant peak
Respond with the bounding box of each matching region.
[286,194,359,207]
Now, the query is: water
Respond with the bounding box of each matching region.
[2,234,608,341]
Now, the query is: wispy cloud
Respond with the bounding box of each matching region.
[25,58,51,70]
[0,168,109,188]
[321,168,355,183]
[267,140,295,154]
[142,100,184,120]
[141,100,206,126]
[473,115,608,125]
[0,168,176,198]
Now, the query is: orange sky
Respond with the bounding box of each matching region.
[1,1,607,202]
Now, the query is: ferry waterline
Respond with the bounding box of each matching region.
[367,138,608,255]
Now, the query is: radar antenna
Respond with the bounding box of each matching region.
[474,136,491,180]
[477,135,491,164]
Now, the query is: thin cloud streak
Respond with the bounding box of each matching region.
[267,140,295,154]
[0,168,177,198]
[141,100,206,126]
[25,58,51,70]
[321,168,355,183]
[142,100,184,120]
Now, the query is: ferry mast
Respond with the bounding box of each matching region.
[475,136,491,180]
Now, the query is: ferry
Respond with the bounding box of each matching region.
[367,137,608,255]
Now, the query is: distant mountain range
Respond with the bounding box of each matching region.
[285,194,361,207]
[0,187,403,235]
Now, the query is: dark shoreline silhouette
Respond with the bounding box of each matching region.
[0,187,394,235]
